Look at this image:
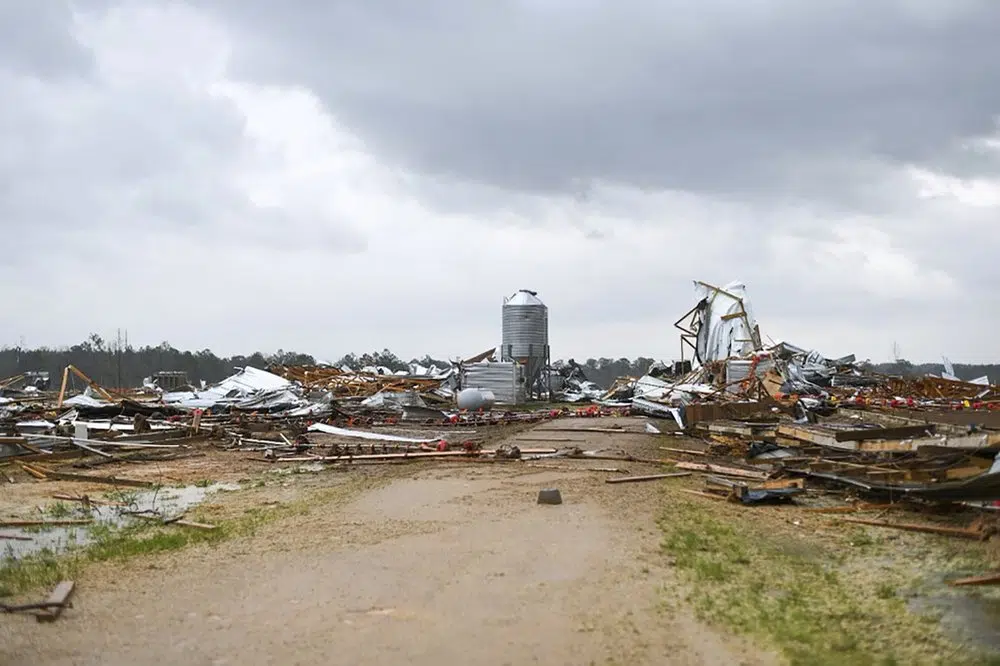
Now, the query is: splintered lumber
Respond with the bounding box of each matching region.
[671,461,769,480]
[659,446,710,457]
[758,478,804,489]
[680,489,729,501]
[35,581,75,623]
[778,424,1000,452]
[173,519,216,530]
[259,448,558,463]
[838,517,984,540]
[131,514,217,530]
[17,462,48,479]
[834,424,936,442]
[534,427,629,434]
[52,493,125,508]
[803,503,899,514]
[949,573,1000,587]
[0,519,92,528]
[605,472,692,484]
[30,469,154,488]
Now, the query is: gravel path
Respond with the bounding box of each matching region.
[1,418,777,666]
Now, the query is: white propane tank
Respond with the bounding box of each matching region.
[457,388,496,411]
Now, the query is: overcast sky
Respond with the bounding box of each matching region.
[2,1,999,364]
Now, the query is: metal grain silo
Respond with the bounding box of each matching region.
[501,289,550,399]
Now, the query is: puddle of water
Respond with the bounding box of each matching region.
[1,483,239,562]
[908,573,1000,651]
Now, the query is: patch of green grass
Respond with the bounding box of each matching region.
[104,489,140,505]
[193,479,213,488]
[44,501,75,519]
[876,582,897,600]
[659,500,995,666]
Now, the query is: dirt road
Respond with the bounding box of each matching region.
[1,418,776,665]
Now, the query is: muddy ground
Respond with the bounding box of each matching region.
[2,416,999,665]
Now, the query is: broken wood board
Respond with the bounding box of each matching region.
[659,446,710,457]
[0,519,92,528]
[949,573,1000,587]
[838,517,984,540]
[22,467,155,488]
[17,462,48,479]
[0,532,33,541]
[832,424,937,442]
[803,503,899,514]
[35,581,75,623]
[777,424,1000,453]
[753,478,805,490]
[680,489,729,501]
[670,461,769,480]
[605,472,692,484]
[695,421,777,438]
[533,427,636,434]
[131,514,216,530]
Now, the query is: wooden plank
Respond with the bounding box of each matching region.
[834,424,936,442]
[605,472,692,484]
[776,424,840,448]
[174,519,217,530]
[35,581,75,623]
[0,519,92,528]
[754,478,805,490]
[266,448,558,462]
[659,447,710,457]
[671,461,769,480]
[17,462,48,479]
[779,424,999,453]
[533,427,632,434]
[802,503,899,514]
[839,517,983,540]
[36,470,154,488]
[949,573,1000,587]
[679,489,729,501]
[0,532,33,541]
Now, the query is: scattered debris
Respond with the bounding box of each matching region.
[605,472,692,484]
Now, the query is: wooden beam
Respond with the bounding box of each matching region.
[949,573,1000,587]
[32,469,154,488]
[56,366,70,409]
[0,533,33,541]
[659,446,710,457]
[0,519,92,528]
[671,461,769,480]
[35,581,75,623]
[605,472,692,484]
[834,424,936,442]
[838,517,983,540]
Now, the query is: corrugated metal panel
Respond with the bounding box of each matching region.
[725,359,775,394]
[462,362,525,405]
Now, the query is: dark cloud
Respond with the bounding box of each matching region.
[205,0,1000,202]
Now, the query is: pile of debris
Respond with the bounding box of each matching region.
[597,280,1000,429]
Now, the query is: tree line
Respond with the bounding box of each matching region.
[0,336,995,391]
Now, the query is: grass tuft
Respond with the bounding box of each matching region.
[659,498,999,666]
